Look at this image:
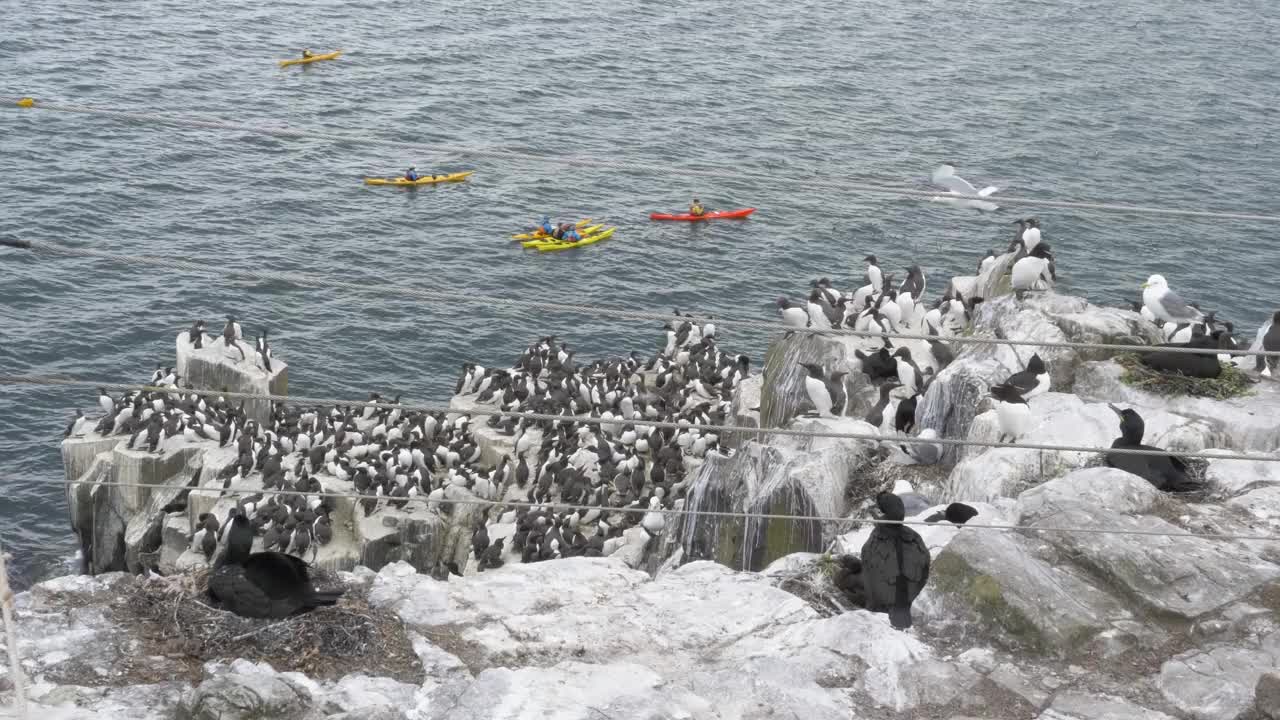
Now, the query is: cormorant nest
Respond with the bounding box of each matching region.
[116,570,421,683]
[1115,353,1252,400]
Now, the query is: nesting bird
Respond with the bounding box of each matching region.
[1104,404,1199,492]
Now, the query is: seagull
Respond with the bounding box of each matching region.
[930,164,999,212]
[1141,274,1203,325]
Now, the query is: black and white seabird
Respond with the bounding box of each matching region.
[799,363,836,417]
[860,492,931,629]
[1011,244,1055,294]
[256,329,273,373]
[1104,404,1200,492]
[989,383,1032,443]
[864,255,883,292]
[1256,310,1280,377]
[1003,353,1050,400]
[777,297,810,332]
[892,347,924,394]
[64,409,91,438]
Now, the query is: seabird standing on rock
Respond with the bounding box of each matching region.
[256,329,273,373]
[861,492,931,629]
[1003,354,1050,400]
[641,496,666,535]
[1104,404,1199,492]
[777,297,810,333]
[978,250,997,276]
[1141,275,1203,325]
[188,320,206,349]
[799,363,835,417]
[64,409,91,438]
[989,383,1032,443]
[892,347,924,394]
[207,510,343,619]
[1256,311,1280,377]
[864,255,883,291]
[1011,244,1055,295]
[98,388,114,415]
[1021,218,1042,252]
[924,503,979,525]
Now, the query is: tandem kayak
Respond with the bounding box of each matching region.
[364,171,474,186]
[511,218,591,241]
[279,51,343,68]
[521,224,604,248]
[649,207,756,221]
[535,226,617,252]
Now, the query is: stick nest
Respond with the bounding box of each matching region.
[1115,353,1252,400]
[114,570,421,683]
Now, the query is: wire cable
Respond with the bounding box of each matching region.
[5,238,1278,358]
[36,474,1280,543]
[11,376,1279,464]
[8,96,1280,224]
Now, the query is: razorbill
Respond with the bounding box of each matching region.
[799,363,835,417]
[1011,244,1055,294]
[989,383,1032,443]
[1003,354,1050,400]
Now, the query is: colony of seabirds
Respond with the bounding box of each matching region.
[66,314,753,619]
[63,209,1280,627]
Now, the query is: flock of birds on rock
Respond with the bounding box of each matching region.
[769,213,1280,497]
[64,316,753,616]
[454,321,751,570]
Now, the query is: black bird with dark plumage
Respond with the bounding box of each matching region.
[860,492,930,630]
[206,510,343,619]
[924,503,979,525]
[865,382,901,429]
[1104,404,1200,492]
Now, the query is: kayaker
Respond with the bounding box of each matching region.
[552,224,570,240]
[405,166,419,181]
[302,49,314,59]
[564,226,581,242]
[539,216,554,235]
[690,198,706,217]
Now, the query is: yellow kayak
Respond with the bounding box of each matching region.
[364,171,474,186]
[511,218,591,241]
[535,226,617,252]
[521,224,603,248]
[279,51,343,68]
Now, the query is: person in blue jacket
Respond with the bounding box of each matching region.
[404,167,419,181]
[539,216,554,235]
[563,226,581,242]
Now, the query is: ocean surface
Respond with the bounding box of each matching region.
[2,0,1278,588]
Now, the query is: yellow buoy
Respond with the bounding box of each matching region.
[16,97,35,108]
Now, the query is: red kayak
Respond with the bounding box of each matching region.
[649,208,756,221]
